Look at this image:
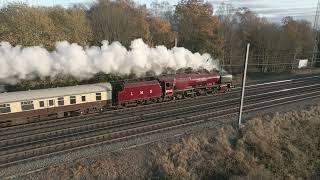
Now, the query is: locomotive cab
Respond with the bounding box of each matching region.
[158,76,175,98]
[160,80,174,97]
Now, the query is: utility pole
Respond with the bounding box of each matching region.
[238,43,250,127]
[312,0,320,65]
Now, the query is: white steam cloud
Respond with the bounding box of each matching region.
[0,38,219,84]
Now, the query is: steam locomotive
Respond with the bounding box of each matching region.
[112,72,233,106]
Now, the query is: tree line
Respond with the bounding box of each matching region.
[0,0,314,59]
[0,0,316,90]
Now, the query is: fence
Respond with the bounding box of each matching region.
[219,52,316,74]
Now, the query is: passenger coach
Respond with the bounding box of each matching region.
[0,83,112,126]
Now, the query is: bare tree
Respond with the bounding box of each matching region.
[87,0,150,47]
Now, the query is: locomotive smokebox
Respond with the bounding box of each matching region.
[220,74,233,84]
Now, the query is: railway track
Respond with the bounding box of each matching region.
[1,77,319,146]
[3,83,319,153]
[2,75,319,134]
[0,76,319,168]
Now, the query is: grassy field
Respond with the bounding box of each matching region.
[153,106,320,179]
[32,105,320,179]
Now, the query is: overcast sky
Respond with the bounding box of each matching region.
[0,0,318,23]
[210,0,318,22]
[138,0,318,23]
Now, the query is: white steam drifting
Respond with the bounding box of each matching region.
[0,39,219,84]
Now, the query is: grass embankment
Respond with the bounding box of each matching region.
[154,106,320,179]
[36,106,320,179]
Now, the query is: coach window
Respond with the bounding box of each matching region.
[96,93,102,101]
[58,97,64,106]
[39,101,45,108]
[49,100,54,106]
[82,96,86,102]
[21,101,34,111]
[70,96,76,104]
[0,104,11,113]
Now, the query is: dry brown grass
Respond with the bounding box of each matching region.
[35,106,320,179]
[36,150,153,180]
[153,106,320,179]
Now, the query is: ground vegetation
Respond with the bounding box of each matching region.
[31,106,320,179]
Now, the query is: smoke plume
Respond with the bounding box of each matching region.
[0,39,219,84]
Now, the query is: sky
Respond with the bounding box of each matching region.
[140,0,319,23]
[210,0,318,22]
[0,0,318,23]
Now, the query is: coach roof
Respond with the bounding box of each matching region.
[0,83,112,104]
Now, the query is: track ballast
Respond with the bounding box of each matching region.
[0,76,319,168]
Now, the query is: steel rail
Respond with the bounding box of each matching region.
[1,83,320,148]
[1,76,319,130]
[1,76,319,136]
[0,89,319,168]
[1,83,320,154]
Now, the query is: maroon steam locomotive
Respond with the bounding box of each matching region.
[112,72,233,106]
